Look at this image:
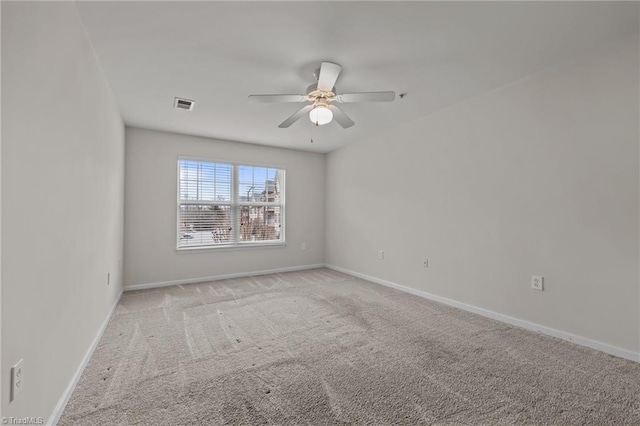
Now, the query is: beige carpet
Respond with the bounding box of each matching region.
[59,268,640,425]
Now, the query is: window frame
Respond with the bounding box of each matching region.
[176,156,286,251]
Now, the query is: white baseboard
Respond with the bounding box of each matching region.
[326,264,639,363]
[123,264,327,292]
[47,288,124,426]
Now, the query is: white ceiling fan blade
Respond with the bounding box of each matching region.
[278,105,314,128]
[335,91,396,103]
[328,105,355,129]
[317,62,342,92]
[248,94,307,103]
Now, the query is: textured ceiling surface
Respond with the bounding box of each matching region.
[76,2,639,153]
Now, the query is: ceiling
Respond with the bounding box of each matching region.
[76,1,639,153]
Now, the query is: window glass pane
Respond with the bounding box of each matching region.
[238,165,282,203]
[179,160,231,202]
[239,206,282,242]
[178,204,232,247]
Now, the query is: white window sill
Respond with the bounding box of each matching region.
[176,242,286,254]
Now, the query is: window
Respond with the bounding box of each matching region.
[177,159,285,249]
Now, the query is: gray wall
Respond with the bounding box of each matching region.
[2,2,124,419]
[124,127,325,288]
[1,1,4,413]
[326,36,640,355]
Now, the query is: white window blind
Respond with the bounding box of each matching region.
[177,159,285,249]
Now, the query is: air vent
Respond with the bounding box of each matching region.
[174,97,195,111]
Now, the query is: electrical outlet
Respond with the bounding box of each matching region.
[531,275,544,291]
[378,250,384,260]
[10,359,23,402]
[422,259,429,268]
[301,242,307,250]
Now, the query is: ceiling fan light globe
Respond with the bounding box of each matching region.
[309,106,333,125]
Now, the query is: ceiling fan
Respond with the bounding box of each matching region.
[248,62,395,129]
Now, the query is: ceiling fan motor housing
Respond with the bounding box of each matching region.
[306,84,336,105]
